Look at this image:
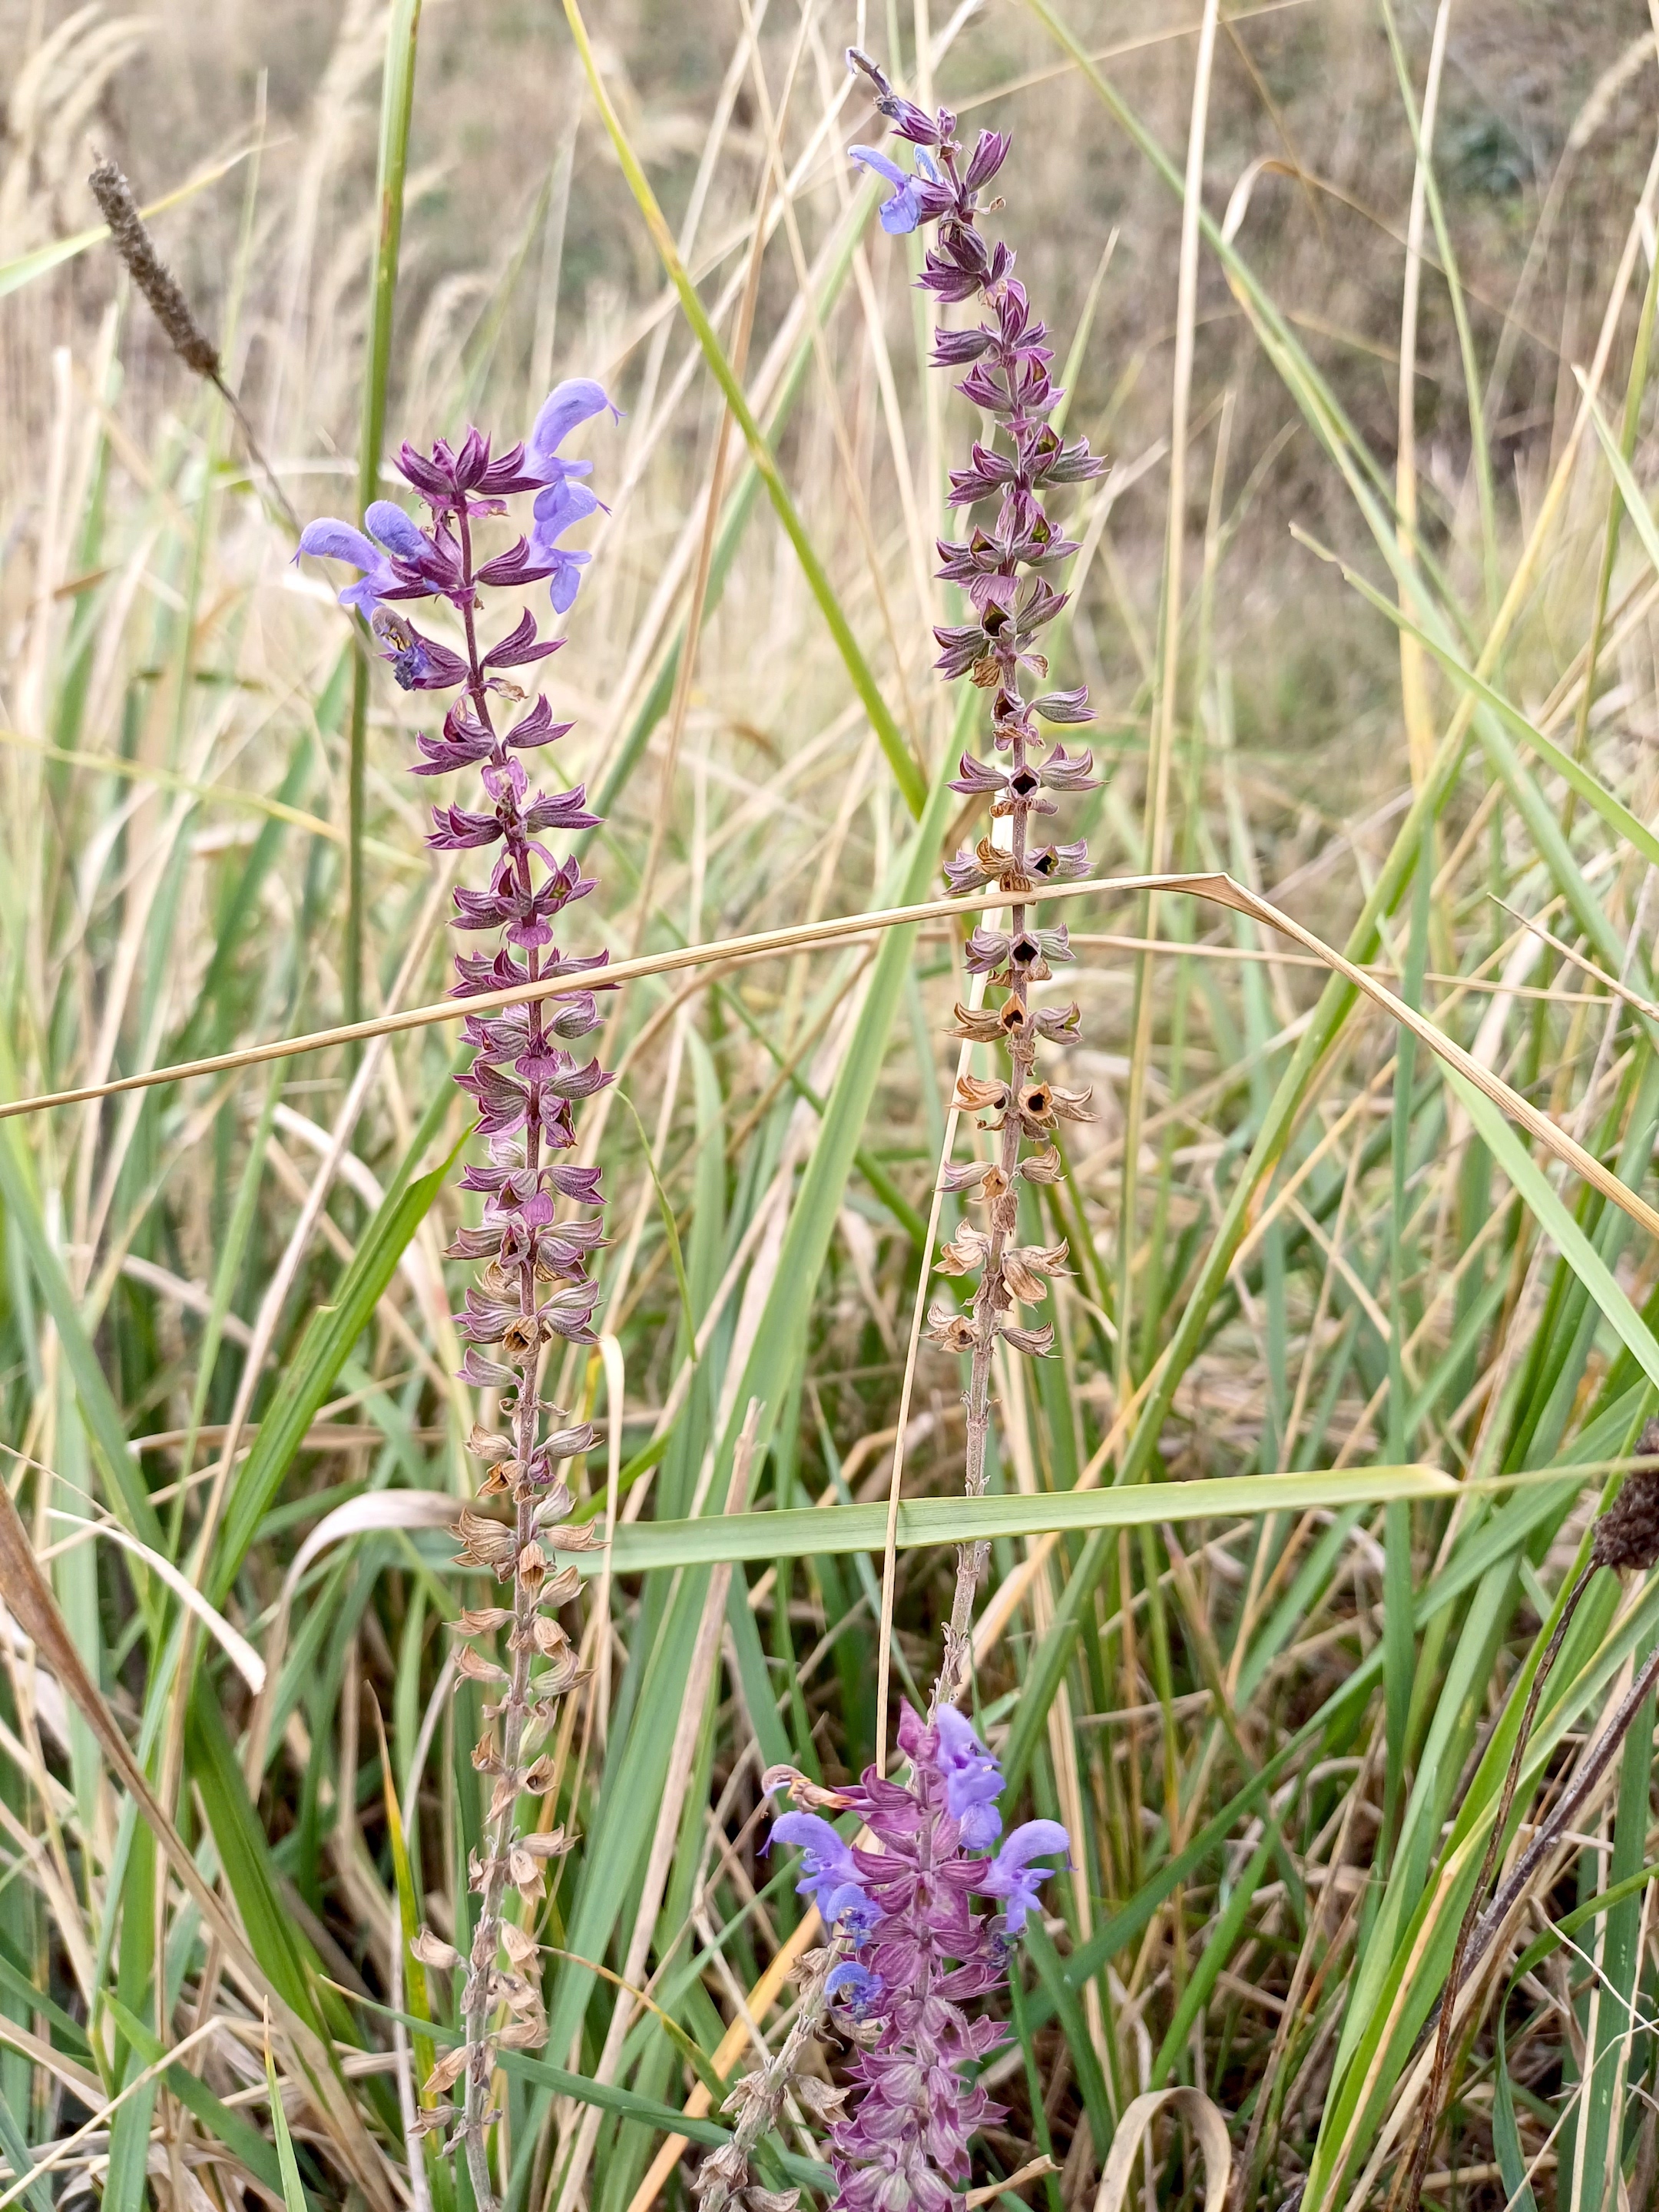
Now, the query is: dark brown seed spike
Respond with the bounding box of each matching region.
[88,158,221,381]
[1591,1416,1659,1571]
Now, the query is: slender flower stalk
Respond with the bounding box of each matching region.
[298,379,616,2211]
[848,51,1108,1702]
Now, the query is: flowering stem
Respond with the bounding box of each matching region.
[856,82,1104,1709]
[299,386,617,2206]
[694,1946,844,2212]
[456,507,548,2210]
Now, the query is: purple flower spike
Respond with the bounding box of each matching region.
[980,1820,1071,1934]
[770,1700,1067,2207]
[308,389,618,2194]
[933,1706,1003,1849]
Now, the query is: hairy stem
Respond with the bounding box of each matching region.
[457,504,558,2211]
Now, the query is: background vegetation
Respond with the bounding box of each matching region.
[4,1,1659,2207]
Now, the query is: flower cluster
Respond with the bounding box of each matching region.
[768,1705,1068,2211]
[849,50,1108,1688]
[298,379,617,2212]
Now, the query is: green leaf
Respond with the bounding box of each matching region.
[185,1689,329,2045]
[575,1465,1454,1575]
[700,729,957,1495]
[1581,374,1659,587]
[618,1091,697,1349]
[104,1994,288,2204]
[346,0,424,1024]
[266,2031,315,2212]
[0,1120,162,1552]
[1310,538,1659,876]
[375,1724,437,2117]
[1151,1818,1278,2086]
[1449,1072,1659,1396]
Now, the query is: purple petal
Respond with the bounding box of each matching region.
[528,379,618,475]
[849,143,907,188]
[770,1811,848,1860]
[994,1820,1071,1874]
[548,551,590,614]
[825,1960,884,2017]
[339,574,389,618]
[296,518,380,571]
[850,145,922,233]
[365,500,430,561]
[529,478,602,549]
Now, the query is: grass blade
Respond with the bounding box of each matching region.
[346,0,424,1026]
[562,0,926,817]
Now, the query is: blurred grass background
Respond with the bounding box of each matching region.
[5,1,1659,2209]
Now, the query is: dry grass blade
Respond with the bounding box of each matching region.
[6,869,1654,1250]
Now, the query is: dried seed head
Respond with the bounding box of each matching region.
[1593,1417,1659,1571]
[454,1606,512,1635]
[451,1508,517,1578]
[423,2043,472,2098]
[501,1922,539,1965]
[541,1516,604,1551]
[691,2141,750,2210]
[411,1926,461,1970]
[88,159,221,381]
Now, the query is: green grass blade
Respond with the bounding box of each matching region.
[575,1466,1453,1575]
[563,0,926,818]
[1311,538,1659,874]
[346,0,424,1025]
[0,1121,162,1552]
[1582,375,1659,586]
[1150,1817,1278,2088]
[105,1993,288,2204]
[1450,1073,1659,1396]
[186,1689,330,2043]
[266,2028,316,2212]
[1567,1635,1657,2211]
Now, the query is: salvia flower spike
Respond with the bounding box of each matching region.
[713,65,1094,2212]
[746,1707,1068,2212]
[849,47,1108,1702]
[298,378,616,2212]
